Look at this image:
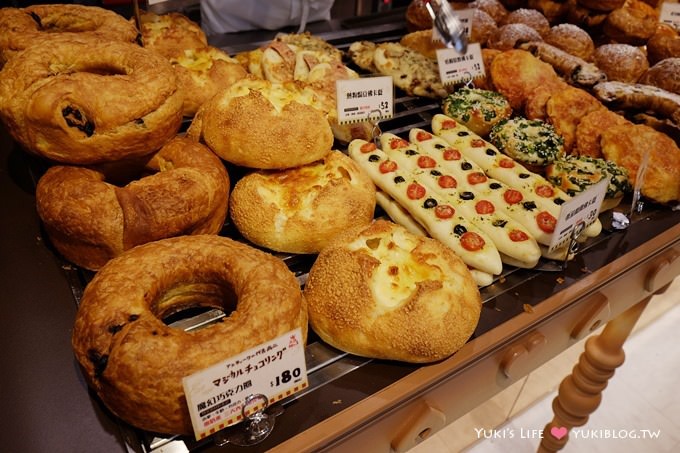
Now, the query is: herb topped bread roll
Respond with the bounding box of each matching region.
[489,117,564,170]
[546,155,631,211]
[304,219,482,363]
[442,87,513,137]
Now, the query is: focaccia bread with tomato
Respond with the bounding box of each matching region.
[348,138,503,276]
[229,150,376,254]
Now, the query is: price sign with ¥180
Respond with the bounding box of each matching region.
[182,328,307,440]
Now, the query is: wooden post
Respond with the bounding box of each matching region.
[537,296,652,452]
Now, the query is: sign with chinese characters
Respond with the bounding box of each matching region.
[660,2,680,30]
[336,76,393,124]
[548,179,607,254]
[182,328,307,440]
[436,42,485,86]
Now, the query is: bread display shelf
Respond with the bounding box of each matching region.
[2,13,680,453]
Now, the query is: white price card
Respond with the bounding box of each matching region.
[436,42,485,86]
[182,328,307,440]
[548,179,607,254]
[432,8,474,44]
[660,2,680,30]
[336,76,393,124]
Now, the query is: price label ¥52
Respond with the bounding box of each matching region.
[182,328,307,440]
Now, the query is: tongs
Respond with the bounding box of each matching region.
[424,0,468,54]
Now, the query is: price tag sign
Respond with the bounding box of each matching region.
[660,2,680,30]
[436,42,485,86]
[336,76,393,124]
[432,8,474,44]
[548,179,607,254]
[182,328,307,440]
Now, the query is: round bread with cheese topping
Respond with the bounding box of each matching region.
[441,87,512,137]
[489,117,564,170]
[229,150,376,254]
[303,219,482,363]
[186,77,333,169]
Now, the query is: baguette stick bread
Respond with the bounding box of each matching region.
[375,189,494,286]
[379,132,541,268]
[432,114,602,239]
[407,129,554,246]
[348,139,503,276]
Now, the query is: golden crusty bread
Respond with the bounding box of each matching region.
[72,234,307,435]
[140,10,207,58]
[187,77,333,169]
[36,137,230,270]
[638,58,680,95]
[304,219,482,363]
[229,150,376,254]
[574,108,631,158]
[601,123,680,204]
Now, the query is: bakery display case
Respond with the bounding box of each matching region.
[1,2,680,453]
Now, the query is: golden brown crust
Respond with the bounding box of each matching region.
[71,234,307,435]
[524,79,569,119]
[646,24,680,65]
[565,0,609,28]
[400,30,446,59]
[500,8,551,37]
[0,36,183,164]
[593,43,649,83]
[544,23,595,61]
[545,86,604,153]
[639,58,680,95]
[405,0,434,32]
[170,46,248,117]
[574,108,631,158]
[601,123,680,204]
[577,0,625,11]
[489,49,562,111]
[193,78,333,169]
[527,0,569,24]
[473,48,503,91]
[304,219,482,363]
[472,9,499,47]
[603,0,659,45]
[229,151,376,254]
[0,4,138,66]
[488,23,544,51]
[472,0,509,24]
[36,137,229,270]
[140,10,207,58]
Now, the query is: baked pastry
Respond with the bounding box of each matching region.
[472,48,503,91]
[545,86,604,153]
[601,123,680,204]
[186,77,333,169]
[546,155,631,211]
[0,4,138,66]
[592,80,680,125]
[500,8,551,37]
[471,9,499,47]
[432,113,603,240]
[577,0,625,11]
[647,24,680,65]
[406,0,434,31]
[527,0,569,24]
[304,219,482,363]
[72,234,307,435]
[593,44,649,83]
[524,81,569,120]
[441,87,512,136]
[602,0,659,45]
[488,23,543,51]
[36,137,229,270]
[0,36,183,165]
[229,151,376,254]
[489,117,564,169]
[400,30,446,59]
[544,23,595,61]
[565,0,609,28]
[489,49,563,111]
[518,41,606,88]
[140,10,207,58]
[373,42,448,98]
[639,58,680,95]
[171,46,248,117]
[574,109,631,158]
[348,40,379,73]
[472,0,509,23]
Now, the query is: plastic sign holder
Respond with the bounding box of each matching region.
[182,328,307,442]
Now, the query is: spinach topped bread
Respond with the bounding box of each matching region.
[442,87,512,137]
[489,117,564,171]
[546,155,631,211]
